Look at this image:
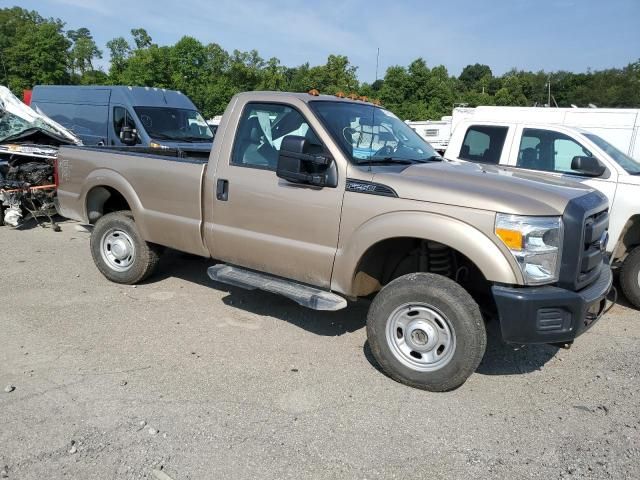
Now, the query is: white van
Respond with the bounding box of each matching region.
[445,118,640,308]
[451,107,640,160]
[406,117,453,153]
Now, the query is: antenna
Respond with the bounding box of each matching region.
[547,76,551,107]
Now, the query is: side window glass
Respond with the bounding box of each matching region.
[517,128,593,175]
[459,126,508,164]
[232,103,321,170]
[113,107,125,138]
[554,138,590,173]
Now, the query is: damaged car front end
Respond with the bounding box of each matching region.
[0,86,80,229]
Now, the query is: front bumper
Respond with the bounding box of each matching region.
[492,263,612,344]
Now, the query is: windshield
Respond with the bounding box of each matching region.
[585,133,640,175]
[133,107,213,143]
[310,101,438,164]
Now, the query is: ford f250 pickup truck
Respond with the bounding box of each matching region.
[56,91,613,391]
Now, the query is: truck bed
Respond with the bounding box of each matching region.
[56,146,210,256]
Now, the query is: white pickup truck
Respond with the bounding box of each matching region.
[445,119,640,308]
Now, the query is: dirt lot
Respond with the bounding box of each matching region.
[0,219,638,480]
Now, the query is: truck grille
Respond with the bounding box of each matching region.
[577,210,608,289]
[558,191,609,292]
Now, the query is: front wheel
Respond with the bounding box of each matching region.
[90,211,161,284]
[620,246,640,309]
[367,272,486,392]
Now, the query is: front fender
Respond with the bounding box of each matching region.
[331,210,521,296]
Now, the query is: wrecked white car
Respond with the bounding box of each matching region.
[0,86,80,229]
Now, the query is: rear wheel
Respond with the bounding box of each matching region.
[90,211,161,284]
[367,272,486,392]
[620,246,640,309]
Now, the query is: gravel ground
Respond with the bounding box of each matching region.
[1,220,638,480]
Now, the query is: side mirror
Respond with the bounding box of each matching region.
[571,156,606,177]
[120,126,138,146]
[276,135,333,187]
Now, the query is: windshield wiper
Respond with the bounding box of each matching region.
[150,133,176,141]
[180,136,213,143]
[361,156,443,165]
[360,157,418,165]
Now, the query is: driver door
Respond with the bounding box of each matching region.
[206,102,345,289]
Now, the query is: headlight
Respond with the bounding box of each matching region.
[495,214,563,285]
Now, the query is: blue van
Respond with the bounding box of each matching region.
[30,85,214,151]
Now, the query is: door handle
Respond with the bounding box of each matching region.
[216,179,229,201]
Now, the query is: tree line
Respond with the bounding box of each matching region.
[2,6,639,120]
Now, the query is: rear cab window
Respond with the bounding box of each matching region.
[459,125,508,164]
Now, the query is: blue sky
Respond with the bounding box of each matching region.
[16,0,640,81]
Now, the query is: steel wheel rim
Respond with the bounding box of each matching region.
[101,229,136,272]
[385,303,456,372]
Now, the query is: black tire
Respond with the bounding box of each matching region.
[90,211,161,284]
[620,246,640,309]
[367,272,486,392]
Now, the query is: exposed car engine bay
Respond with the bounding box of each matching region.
[0,145,58,229]
[0,86,80,229]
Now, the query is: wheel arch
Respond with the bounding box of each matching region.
[612,214,640,263]
[331,211,521,297]
[81,170,149,237]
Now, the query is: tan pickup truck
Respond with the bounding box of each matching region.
[56,91,613,391]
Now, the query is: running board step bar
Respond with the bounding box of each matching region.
[207,264,347,311]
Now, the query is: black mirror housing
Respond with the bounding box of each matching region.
[277,135,335,187]
[571,156,606,177]
[120,126,138,146]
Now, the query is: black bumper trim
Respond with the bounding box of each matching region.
[492,263,612,344]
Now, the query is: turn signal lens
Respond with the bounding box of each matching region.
[496,228,523,251]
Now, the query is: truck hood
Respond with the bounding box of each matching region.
[372,159,595,216]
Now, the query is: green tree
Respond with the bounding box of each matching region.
[459,63,492,91]
[106,37,131,80]
[131,28,153,49]
[67,27,102,77]
[0,7,70,93]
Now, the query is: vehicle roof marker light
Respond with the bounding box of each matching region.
[335,91,345,98]
[348,93,358,100]
[308,89,320,96]
[359,96,368,102]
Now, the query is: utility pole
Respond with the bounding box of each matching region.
[375,48,380,82]
[547,76,551,107]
